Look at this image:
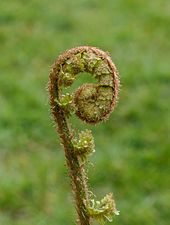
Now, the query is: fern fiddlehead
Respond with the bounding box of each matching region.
[48,46,120,225]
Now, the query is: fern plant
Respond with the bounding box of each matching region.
[48,46,120,225]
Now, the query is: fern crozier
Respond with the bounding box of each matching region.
[48,46,120,225]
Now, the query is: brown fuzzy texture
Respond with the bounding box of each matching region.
[48,46,119,225]
[49,46,119,124]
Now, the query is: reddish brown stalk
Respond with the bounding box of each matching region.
[49,66,91,225]
[54,106,91,225]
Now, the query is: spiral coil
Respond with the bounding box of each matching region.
[49,46,119,124]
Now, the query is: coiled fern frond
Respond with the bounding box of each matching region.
[48,46,120,225]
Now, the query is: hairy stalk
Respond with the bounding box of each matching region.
[54,107,90,224]
[48,46,120,225]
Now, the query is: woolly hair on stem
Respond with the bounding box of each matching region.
[48,46,120,225]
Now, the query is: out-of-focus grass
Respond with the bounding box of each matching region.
[0,0,170,224]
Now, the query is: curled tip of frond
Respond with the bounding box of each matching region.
[48,46,119,124]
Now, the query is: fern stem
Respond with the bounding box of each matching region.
[54,105,91,225]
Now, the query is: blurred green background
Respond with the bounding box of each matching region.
[0,0,170,224]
